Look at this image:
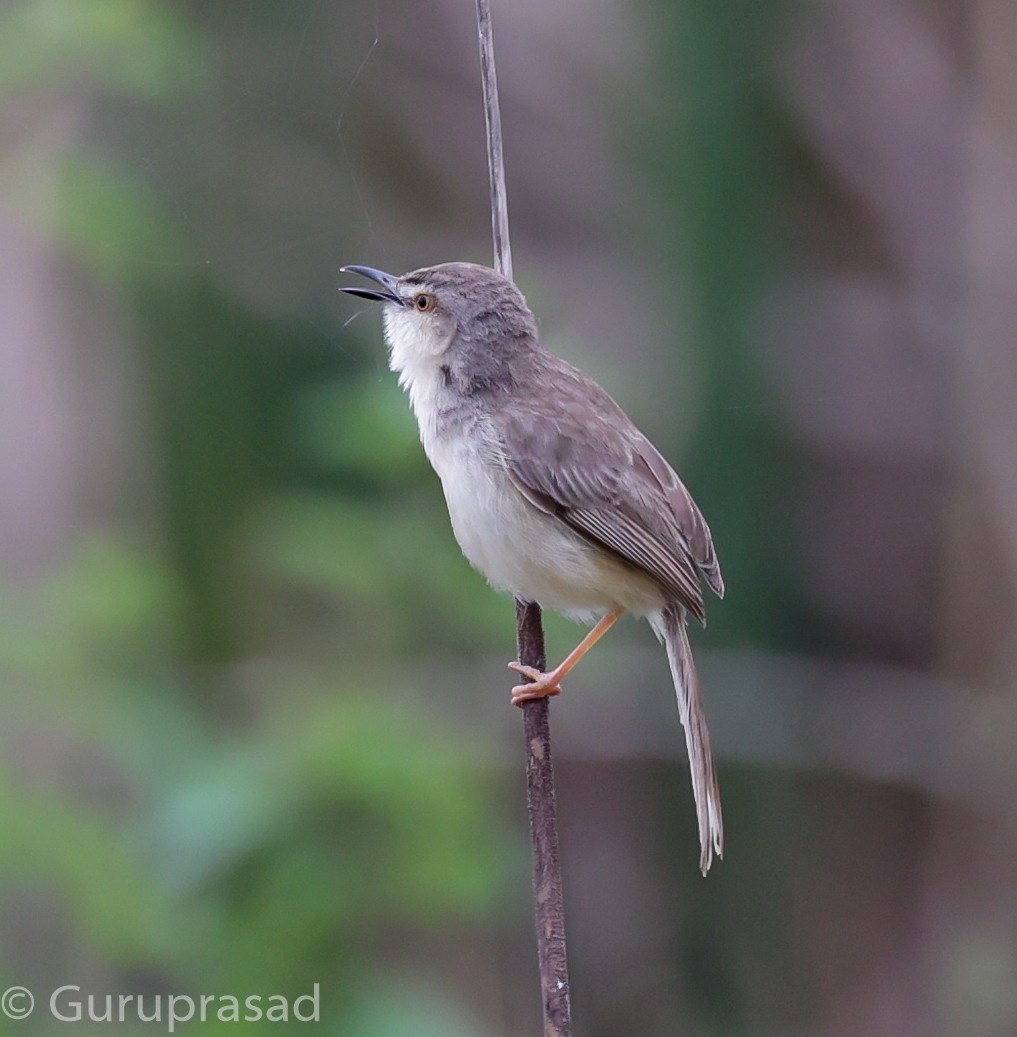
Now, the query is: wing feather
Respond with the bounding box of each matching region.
[493,354,722,622]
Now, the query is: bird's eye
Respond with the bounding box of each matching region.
[413,293,436,312]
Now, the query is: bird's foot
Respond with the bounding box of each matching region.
[507,662,563,707]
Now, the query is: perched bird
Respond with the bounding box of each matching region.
[341,262,725,873]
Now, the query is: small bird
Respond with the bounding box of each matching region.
[341,262,725,873]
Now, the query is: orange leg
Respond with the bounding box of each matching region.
[508,610,622,707]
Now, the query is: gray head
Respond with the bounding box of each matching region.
[341,262,539,391]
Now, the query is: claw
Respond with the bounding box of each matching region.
[508,661,563,707]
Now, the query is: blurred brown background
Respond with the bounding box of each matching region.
[1,0,1014,1034]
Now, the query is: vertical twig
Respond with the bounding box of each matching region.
[515,600,572,1036]
[474,3,573,1034]
[475,0,513,282]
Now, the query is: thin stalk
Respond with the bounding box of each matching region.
[474,2,573,1033]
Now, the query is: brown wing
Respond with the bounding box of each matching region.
[631,435,724,598]
[493,354,723,624]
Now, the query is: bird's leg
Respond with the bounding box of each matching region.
[509,610,622,706]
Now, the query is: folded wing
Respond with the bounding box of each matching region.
[493,358,723,623]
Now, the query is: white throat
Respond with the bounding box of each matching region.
[383,304,455,432]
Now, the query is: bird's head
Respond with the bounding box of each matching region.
[340,262,537,377]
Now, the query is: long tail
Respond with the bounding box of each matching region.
[652,604,723,874]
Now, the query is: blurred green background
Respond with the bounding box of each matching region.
[1,0,1014,1034]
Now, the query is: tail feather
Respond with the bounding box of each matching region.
[653,604,723,874]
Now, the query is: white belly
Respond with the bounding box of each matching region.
[424,427,663,621]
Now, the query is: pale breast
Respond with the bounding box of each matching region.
[423,420,664,620]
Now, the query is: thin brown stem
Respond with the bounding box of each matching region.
[474,1,573,1033]
[474,0,513,282]
[516,600,572,1036]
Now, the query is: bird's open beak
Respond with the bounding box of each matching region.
[339,265,403,305]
